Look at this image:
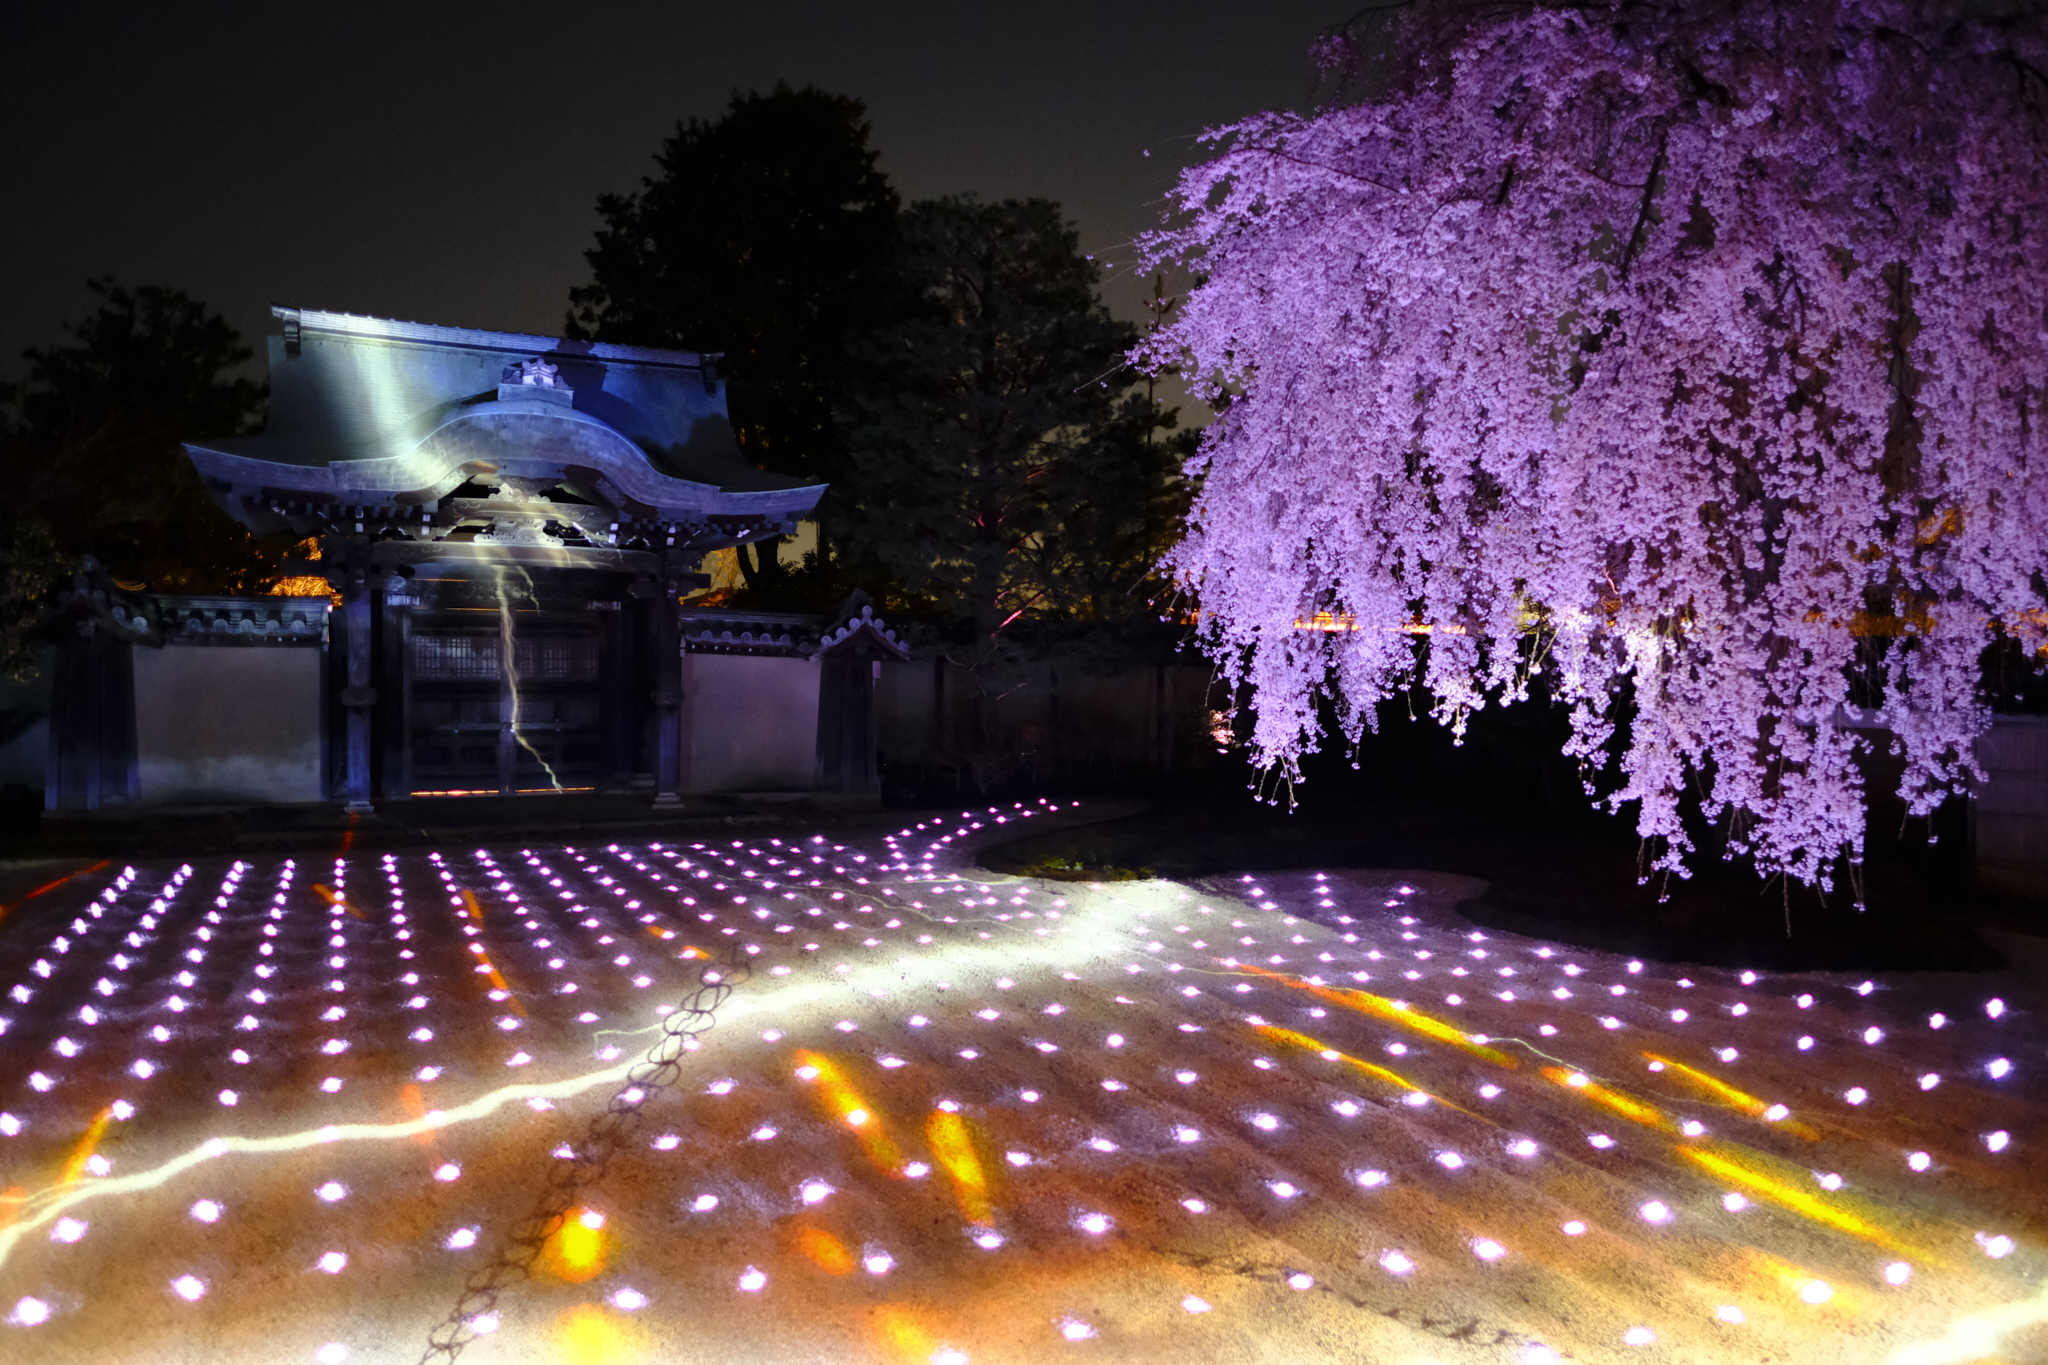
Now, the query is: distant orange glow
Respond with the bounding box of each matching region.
[926,1109,993,1226]
[1294,612,1465,635]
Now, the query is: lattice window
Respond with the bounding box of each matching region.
[413,635,499,680]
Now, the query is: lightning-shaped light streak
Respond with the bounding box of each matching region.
[494,564,565,792]
[0,921,1099,1272]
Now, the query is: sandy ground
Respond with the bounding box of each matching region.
[0,801,2043,1365]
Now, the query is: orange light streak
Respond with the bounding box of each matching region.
[0,859,109,927]
[1540,1066,1671,1129]
[793,1050,904,1174]
[459,890,526,1016]
[797,1226,856,1275]
[925,1109,993,1226]
[1646,1053,1818,1141]
[1251,1022,1490,1120]
[310,883,366,920]
[1236,963,1519,1068]
[56,1108,115,1187]
[1677,1145,1923,1258]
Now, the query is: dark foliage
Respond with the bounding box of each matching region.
[566,82,901,584]
[0,278,276,594]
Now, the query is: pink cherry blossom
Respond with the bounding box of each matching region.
[1141,1,2047,891]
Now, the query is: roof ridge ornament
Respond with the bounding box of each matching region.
[512,357,563,388]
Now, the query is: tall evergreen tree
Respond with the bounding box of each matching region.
[2,278,272,595]
[838,196,1186,770]
[566,83,899,584]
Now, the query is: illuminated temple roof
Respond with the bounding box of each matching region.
[184,307,824,562]
[0,810,2043,1362]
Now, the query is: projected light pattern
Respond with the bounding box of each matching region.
[0,806,2042,1364]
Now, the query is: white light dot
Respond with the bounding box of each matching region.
[1182,1295,1212,1314]
[1863,1027,1883,1045]
[1845,1088,1868,1105]
[1379,1249,1414,1275]
[691,1194,720,1212]
[51,1217,86,1243]
[1473,1239,1506,1261]
[737,1266,767,1292]
[1716,1306,1745,1324]
[864,1253,894,1276]
[171,1275,207,1302]
[1986,998,2006,1019]
[1436,1152,1464,1170]
[1907,1151,1932,1172]
[1561,1220,1587,1236]
[1060,1319,1096,1341]
[318,1251,347,1274]
[973,1230,1004,1250]
[1986,1130,2011,1153]
[800,1180,834,1205]
[9,1296,51,1327]
[315,1181,347,1202]
[190,1200,222,1223]
[445,1228,478,1249]
[1722,1192,1748,1212]
[611,1287,649,1311]
[1286,1272,1314,1290]
[1623,1326,1655,1346]
[1589,1134,1615,1149]
[1981,1233,2015,1259]
[1639,1201,1672,1224]
[1181,1197,1208,1213]
[315,1343,349,1365]
[1078,1213,1112,1235]
[434,1163,460,1182]
[1988,1058,2013,1079]
[1885,1262,1912,1286]
[1801,1281,1833,1305]
[1764,1104,1789,1121]
[1479,1084,1502,1098]
[1250,1113,1279,1131]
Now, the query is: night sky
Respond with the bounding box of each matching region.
[1,2,1341,383]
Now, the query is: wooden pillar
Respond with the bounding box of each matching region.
[600,599,634,792]
[378,576,412,801]
[339,568,376,812]
[652,572,682,805]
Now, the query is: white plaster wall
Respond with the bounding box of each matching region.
[685,653,820,792]
[135,647,322,805]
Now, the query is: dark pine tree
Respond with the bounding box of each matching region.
[566,83,900,586]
